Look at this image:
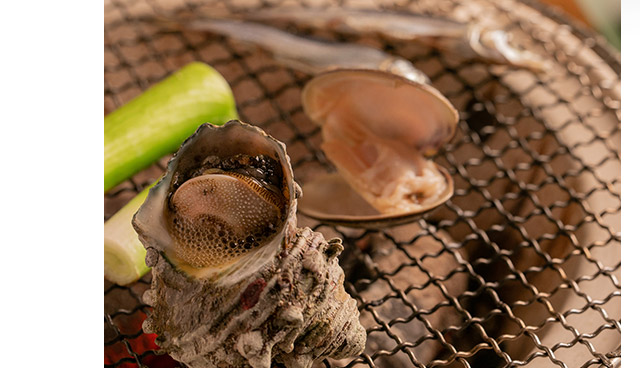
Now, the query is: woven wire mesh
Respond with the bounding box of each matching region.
[104,0,621,368]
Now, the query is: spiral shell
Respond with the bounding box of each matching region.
[142,228,365,367]
[132,121,366,367]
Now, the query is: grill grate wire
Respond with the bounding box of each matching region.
[104,0,621,368]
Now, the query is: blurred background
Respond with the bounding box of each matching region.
[541,0,621,49]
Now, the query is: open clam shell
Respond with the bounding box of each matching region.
[299,69,458,228]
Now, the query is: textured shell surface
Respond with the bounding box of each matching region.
[132,120,366,367]
[299,69,459,227]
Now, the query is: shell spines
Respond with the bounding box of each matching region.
[142,227,366,367]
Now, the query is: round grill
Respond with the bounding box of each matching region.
[104,0,621,368]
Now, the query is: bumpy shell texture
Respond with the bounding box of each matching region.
[133,121,366,367]
[142,228,365,367]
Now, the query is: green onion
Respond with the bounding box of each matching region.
[104,186,153,285]
[104,61,238,192]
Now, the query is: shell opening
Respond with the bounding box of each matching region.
[163,151,287,271]
[133,121,297,282]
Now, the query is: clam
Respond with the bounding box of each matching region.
[299,69,459,228]
[132,120,366,367]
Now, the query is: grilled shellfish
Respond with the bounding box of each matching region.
[132,121,366,367]
[299,69,458,227]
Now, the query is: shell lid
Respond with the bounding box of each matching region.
[132,120,298,284]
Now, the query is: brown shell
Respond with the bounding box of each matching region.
[302,69,458,155]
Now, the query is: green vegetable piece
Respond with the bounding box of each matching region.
[104,62,237,284]
[104,62,238,192]
[104,186,152,285]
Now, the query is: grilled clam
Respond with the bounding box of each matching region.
[299,69,458,228]
[132,120,366,367]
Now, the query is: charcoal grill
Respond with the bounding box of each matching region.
[104,0,621,368]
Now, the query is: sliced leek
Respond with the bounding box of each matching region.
[104,186,152,285]
[104,62,238,192]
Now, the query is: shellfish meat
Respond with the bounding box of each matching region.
[132,120,366,367]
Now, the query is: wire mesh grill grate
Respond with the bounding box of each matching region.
[104,0,621,368]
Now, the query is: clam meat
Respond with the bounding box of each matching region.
[299,69,459,227]
[132,120,366,367]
